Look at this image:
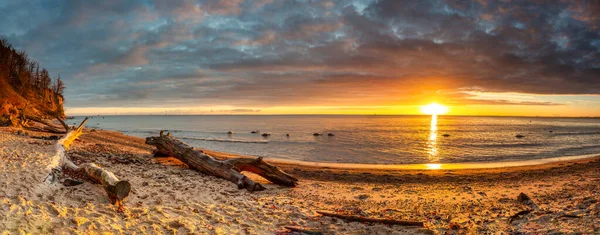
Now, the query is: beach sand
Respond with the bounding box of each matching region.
[1,127,599,234]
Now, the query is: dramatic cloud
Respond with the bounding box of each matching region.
[0,0,598,110]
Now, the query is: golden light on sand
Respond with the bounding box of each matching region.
[420,103,449,115]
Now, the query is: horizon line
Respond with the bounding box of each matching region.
[66,113,600,118]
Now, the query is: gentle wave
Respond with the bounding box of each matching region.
[464,143,545,148]
[131,129,185,134]
[554,144,600,152]
[552,132,600,136]
[262,153,600,170]
[180,137,268,144]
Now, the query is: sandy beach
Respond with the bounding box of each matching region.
[3,0,600,234]
[1,127,599,234]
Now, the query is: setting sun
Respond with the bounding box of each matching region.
[421,103,449,115]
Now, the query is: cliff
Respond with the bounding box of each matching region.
[0,38,65,126]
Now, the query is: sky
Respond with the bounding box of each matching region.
[0,0,599,116]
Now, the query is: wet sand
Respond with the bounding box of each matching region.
[1,127,599,234]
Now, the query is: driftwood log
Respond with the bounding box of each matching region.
[78,163,131,208]
[44,117,131,210]
[145,131,298,192]
[284,226,323,235]
[508,209,533,224]
[316,211,424,227]
[23,115,68,134]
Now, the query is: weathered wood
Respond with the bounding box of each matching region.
[80,163,131,209]
[284,226,323,235]
[145,132,298,191]
[43,117,130,210]
[42,118,88,184]
[24,115,67,134]
[60,117,88,149]
[57,117,69,132]
[224,157,298,187]
[316,211,424,227]
[508,209,533,224]
[559,213,582,219]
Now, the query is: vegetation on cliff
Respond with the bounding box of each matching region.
[0,38,65,126]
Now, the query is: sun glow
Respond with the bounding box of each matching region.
[420,103,449,115]
[425,163,442,170]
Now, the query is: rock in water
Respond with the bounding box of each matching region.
[262,133,270,137]
[227,131,234,135]
[515,134,525,138]
[313,133,322,136]
[327,133,334,136]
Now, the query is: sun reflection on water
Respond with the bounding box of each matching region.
[427,115,439,163]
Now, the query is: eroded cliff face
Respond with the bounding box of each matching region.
[0,79,64,126]
[1,38,65,126]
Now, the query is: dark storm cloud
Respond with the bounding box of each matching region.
[0,0,598,108]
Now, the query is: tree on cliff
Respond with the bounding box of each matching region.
[54,76,65,96]
[0,38,65,126]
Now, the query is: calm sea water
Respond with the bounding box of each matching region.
[70,115,600,164]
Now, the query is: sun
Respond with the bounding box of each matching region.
[420,103,449,115]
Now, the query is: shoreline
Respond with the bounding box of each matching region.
[83,129,600,178]
[81,129,600,187]
[2,127,599,234]
[207,150,600,171]
[89,128,600,172]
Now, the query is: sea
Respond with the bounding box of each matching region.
[69,115,600,165]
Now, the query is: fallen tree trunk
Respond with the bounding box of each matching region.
[145,131,298,191]
[43,117,89,184]
[59,117,86,149]
[24,115,67,134]
[27,125,66,134]
[43,117,131,210]
[79,163,131,209]
[316,211,424,227]
[223,157,298,187]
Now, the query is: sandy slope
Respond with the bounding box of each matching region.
[1,128,599,234]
